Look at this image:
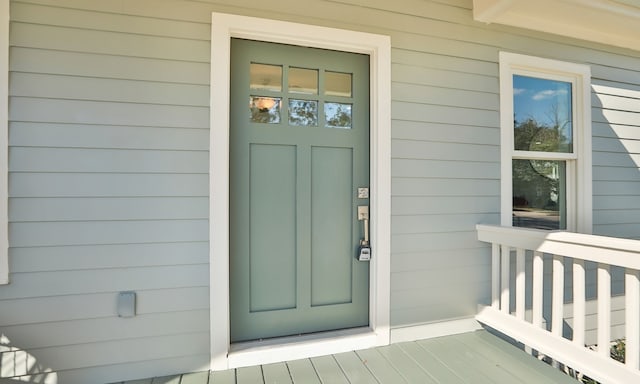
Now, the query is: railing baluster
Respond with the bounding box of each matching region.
[532,251,543,328]
[573,259,586,348]
[552,255,564,337]
[626,268,640,369]
[492,243,500,309]
[516,248,525,320]
[501,245,510,314]
[597,264,611,358]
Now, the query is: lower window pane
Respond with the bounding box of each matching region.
[289,99,318,126]
[250,96,281,124]
[325,102,352,129]
[512,159,566,230]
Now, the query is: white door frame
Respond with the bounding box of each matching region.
[209,12,391,370]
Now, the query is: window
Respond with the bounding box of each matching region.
[499,52,592,233]
[249,62,354,129]
[1,0,8,284]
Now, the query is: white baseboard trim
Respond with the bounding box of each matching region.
[390,317,483,344]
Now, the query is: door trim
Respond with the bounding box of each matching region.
[210,12,391,370]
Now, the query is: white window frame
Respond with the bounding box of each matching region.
[1,0,9,285]
[499,52,592,233]
[209,13,391,370]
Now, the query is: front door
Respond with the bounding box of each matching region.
[229,38,370,343]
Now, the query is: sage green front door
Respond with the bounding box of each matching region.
[229,38,370,343]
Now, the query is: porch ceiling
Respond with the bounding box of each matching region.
[473,0,640,52]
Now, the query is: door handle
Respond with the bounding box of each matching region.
[357,206,371,261]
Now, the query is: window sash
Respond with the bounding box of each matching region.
[512,150,577,161]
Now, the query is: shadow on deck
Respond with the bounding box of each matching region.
[114,330,576,383]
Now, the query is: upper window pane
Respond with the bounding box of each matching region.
[250,63,282,92]
[513,75,573,153]
[289,67,318,94]
[325,71,352,97]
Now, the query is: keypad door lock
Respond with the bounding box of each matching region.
[357,206,371,261]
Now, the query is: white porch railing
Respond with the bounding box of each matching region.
[476,224,640,384]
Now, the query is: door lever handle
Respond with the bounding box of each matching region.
[357,206,371,261]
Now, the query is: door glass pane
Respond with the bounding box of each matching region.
[325,102,352,129]
[289,67,318,94]
[289,99,318,126]
[250,63,282,92]
[512,159,566,230]
[325,71,352,97]
[250,96,281,124]
[513,75,573,153]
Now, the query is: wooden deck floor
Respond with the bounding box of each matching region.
[116,330,577,384]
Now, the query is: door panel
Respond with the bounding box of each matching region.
[311,147,353,307]
[249,144,297,312]
[230,38,370,343]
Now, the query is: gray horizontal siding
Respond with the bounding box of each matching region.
[10,47,210,84]
[9,242,208,273]
[4,0,640,382]
[9,122,209,150]
[9,220,208,247]
[4,1,213,382]
[2,310,210,347]
[10,173,209,197]
[9,72,209,106]
[9,197,208,221]
[10,22,210,61]
[10,1,210,40]
[5,332,209,374]
[10,97,209,128]
[592,79,640,239]
[0,264,208,299]
[1,287,209,326]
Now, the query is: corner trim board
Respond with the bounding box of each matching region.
[0,0,9,285]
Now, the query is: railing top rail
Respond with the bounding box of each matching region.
[477,224,640,270]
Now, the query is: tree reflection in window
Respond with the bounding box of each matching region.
[288,99,318,126]
[325,103,352,129]
[512,159,565,230]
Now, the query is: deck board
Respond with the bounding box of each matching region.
[333,351,379,383]
[396,341,468,384]
[236,365,263,384]
[355,347,406,383]
[209,368,235,384]
[310,355,349,384]
[180,371,210,384]
[374,344,438,383]
[150,375,181,384]
[120,330,579,384]
[418,335,525,383]
[470,331,576,382]
[285,358,321,384]
[261,362,293,384]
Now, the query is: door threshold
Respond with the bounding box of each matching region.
[227,327,379,369]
